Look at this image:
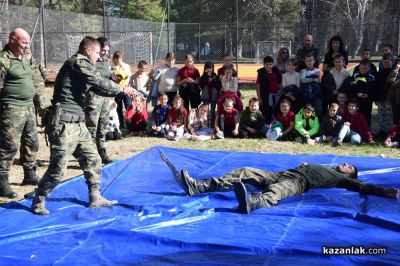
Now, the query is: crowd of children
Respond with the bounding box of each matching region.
[104,39,400,148]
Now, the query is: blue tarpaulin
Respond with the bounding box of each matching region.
[0,146,399,265]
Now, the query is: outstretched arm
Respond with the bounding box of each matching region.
[338,178,398,198]
[383,188,400,199]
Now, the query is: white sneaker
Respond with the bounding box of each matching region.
[387,141,399,148]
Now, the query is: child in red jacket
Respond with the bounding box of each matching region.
[125,95,148,136]
[337,98,374,145]
[384,122,400,147]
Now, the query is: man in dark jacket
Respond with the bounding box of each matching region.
[31,37,135,215]
[177,162,399,214]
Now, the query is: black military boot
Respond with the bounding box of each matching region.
[31,190,50,215]
[0,172,17,199]
[21,168,40,186]
[99,148,114,165]
[180,169,214,196]
[88,184,118,208]
[234,182,264,214]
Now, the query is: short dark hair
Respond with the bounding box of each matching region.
[280,98,291,106]
[97,37,110,49]
[381,43,394,51]
[333,54,344,61]
[158,93,168,99]
[113,51,123,60]
[305,53,315,59]
[249,97,259,105]
[359,59,371,66]
[350,166,358,179]
[204,60,214,71]
[287,58,297,66]
[348,98,360,107]
[138,60,147,68]
[166,52,175,60]
[263,56,274,64]
[78,36,100,54]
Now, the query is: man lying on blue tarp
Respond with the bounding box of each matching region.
[177,162,399,214]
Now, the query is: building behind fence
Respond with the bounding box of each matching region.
[0,2,399,68]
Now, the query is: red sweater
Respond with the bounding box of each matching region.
[125,106,148,129]
[343,110,373,142]
[389,122,400,139]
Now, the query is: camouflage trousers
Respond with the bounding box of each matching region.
[0,105,38,174]
[36,121,102,197]
[205,167,309,207]
[85,93,110,151]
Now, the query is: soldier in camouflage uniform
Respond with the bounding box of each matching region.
[177,163,399,214]
[85,37,114,164]
[31,37,135,215]
[25,48,47,118]
[0,28,40,199]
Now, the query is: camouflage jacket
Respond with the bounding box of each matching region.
[387,66,400,104]
[52,53,122,115]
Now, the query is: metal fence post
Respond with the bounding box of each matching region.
[41,2,47,67]
[167,0,170,52]
[198,23,201,62]
[235,0,238,70]
[224,23,227,54]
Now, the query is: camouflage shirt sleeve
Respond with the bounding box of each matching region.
[0,55,11,92]
[337,178,385,196]
[38,61,48,81]
[74,54,122,97]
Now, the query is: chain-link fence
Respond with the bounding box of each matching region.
[0,4,173,67]
[1,0,399,68]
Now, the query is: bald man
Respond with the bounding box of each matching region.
[0,28,40,199]
[295,34,320,71]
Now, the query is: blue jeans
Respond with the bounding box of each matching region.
[337,124,361,145]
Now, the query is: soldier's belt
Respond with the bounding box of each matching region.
[59,113,85,123]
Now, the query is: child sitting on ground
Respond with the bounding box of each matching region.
[187,103,213,141]
[214,97,239,139]
[106,98,122,141]
[384,121,400,147]
[315,102,344,145]
[217,65,243,113]
[338,98,375,145]
[149,93,171,138]
[125,95,148,136]
[167,95,188,141]
[294,104,320,144]
[239,97,266,138]
[268,99,295,141]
